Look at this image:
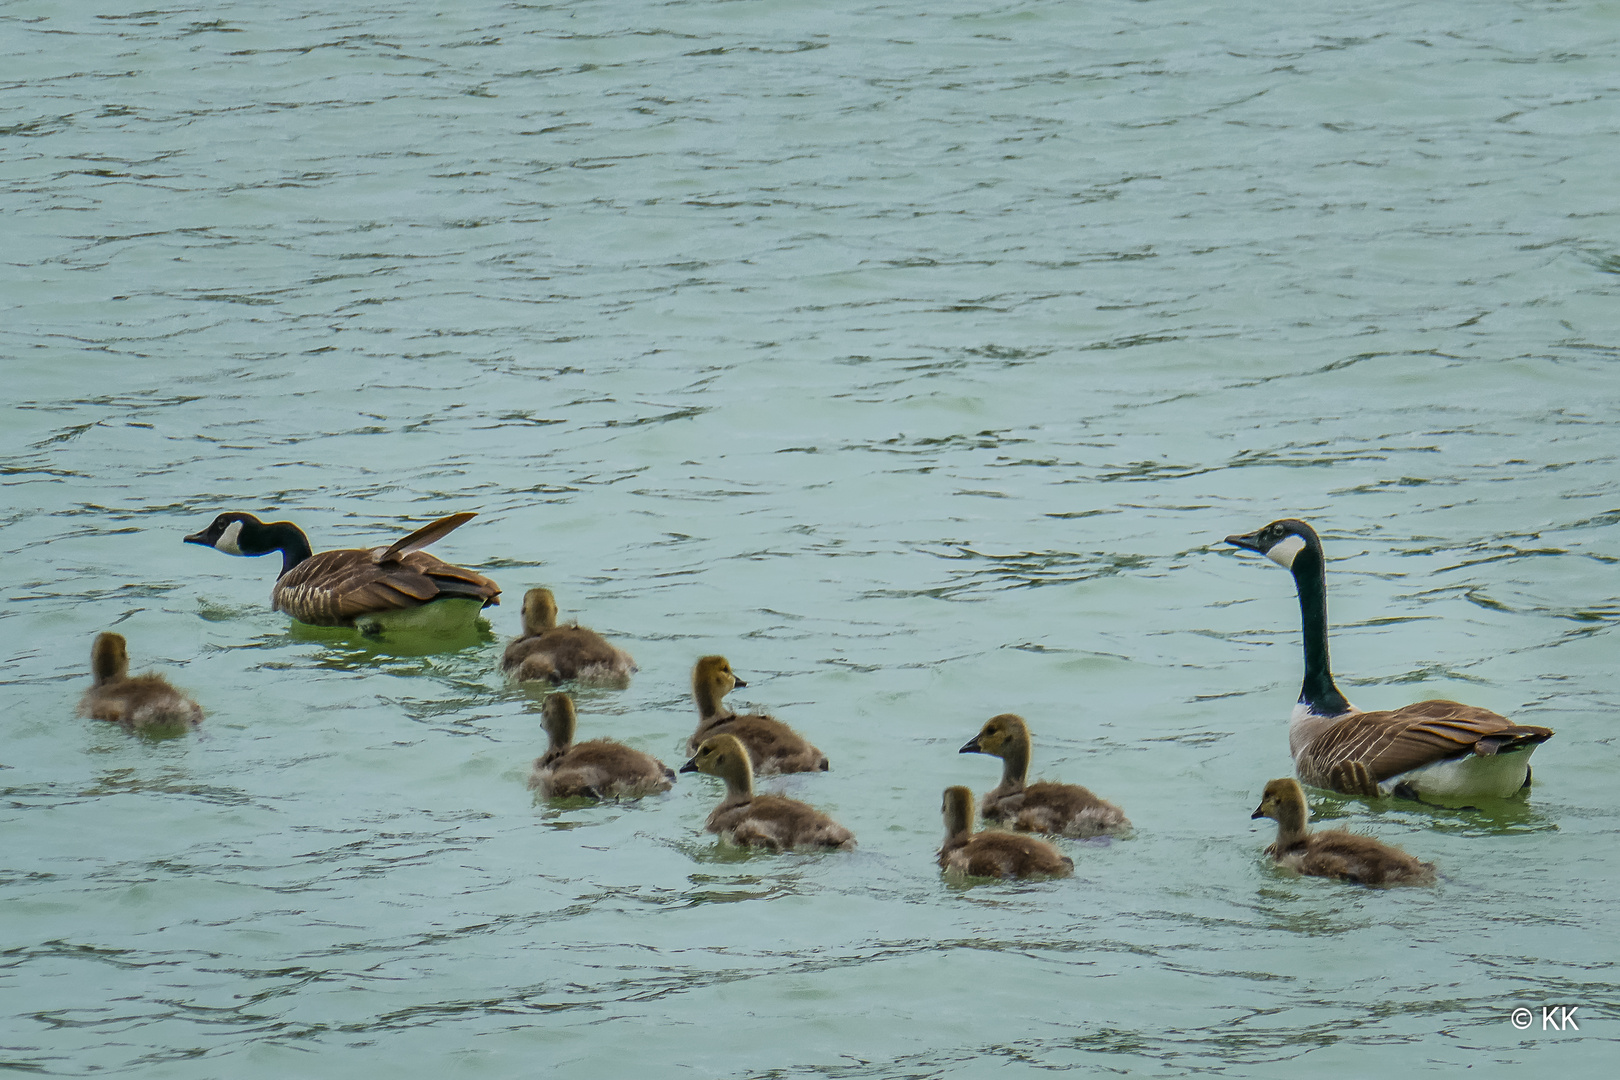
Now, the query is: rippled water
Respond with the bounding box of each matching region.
[4,1,1618,1075]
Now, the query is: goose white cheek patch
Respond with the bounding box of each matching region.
[215,520,244,556]
[1265,533,1307,569]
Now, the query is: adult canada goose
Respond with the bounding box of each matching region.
[687,656,829,774]
[184,511,499,633]
[679,734,854,851]
[1252,778,1436,886]
[502,588,636,686]
[938,786,1073,880]
[528,692,674,800]
[1225,518,1553,801]
[77,632,203,733]
[960,713,1130,837]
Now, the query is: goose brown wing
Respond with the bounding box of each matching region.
[398,551,501,605]
[272,549,498,625]
[1308,700,1552,786]
[379,512,477,561]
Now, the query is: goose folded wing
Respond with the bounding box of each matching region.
[398,551,500,603]
[276,551,442,624]
[1310,701,1522,784]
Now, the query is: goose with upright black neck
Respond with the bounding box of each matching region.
[1224,518,1552,801]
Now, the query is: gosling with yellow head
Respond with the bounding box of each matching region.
[1252,778,1436,886]
[960,713,1129,837]
[680,734,853,851]
[687,656,828,774]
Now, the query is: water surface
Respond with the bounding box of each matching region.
[3,1,1617,1076]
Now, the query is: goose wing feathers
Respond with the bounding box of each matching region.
[1301,700,1554,793]
[274,548,499,626]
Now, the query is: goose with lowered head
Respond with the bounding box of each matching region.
[184,511,499,634]
[1224,518,1552,801]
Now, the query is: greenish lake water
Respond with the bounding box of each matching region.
[3,1,1617,1076]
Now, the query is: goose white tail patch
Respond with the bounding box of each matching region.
[1265,533,1307,569]
[215,520,245,556]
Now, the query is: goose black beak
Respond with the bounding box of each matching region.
[1225,530,1265,553]
[1250,806,1266,819]
[678,757,699,774]
[731,677,747,688]
[959,736,982,754]
[183,530,210,546]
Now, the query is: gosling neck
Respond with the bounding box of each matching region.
[1272,795,1310,849]
[717,752,755,805]
[693,677,732,723]
[542,698,576,755]
[998,735,1031,793]
[90,636,128,686]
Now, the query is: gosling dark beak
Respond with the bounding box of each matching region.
[183,530,209,546]
[731,677,747,689]
[1251,805,1266,819]
[1225,530,1265,553]
[959,736,982,754]
[678,757,698,774]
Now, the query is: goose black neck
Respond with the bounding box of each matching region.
[256,521,313,577]
[1289,544,1350,717]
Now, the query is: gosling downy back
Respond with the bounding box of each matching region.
[77,632,203,734]
[528,692,674,800]
[938,785,1072,880]
[502,587,637,686]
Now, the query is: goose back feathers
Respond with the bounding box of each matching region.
[1252,778,1435,886]
[185,511,499,631]
[1225,518,1552,800]
[680,734,853,851]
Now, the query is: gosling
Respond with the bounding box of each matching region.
[503,588,637,686]
[77,632,203,734]
[679,734,854,851]
[938,786,1073,880]
[687,655,829,774]
[960,713,1129,837]
[1252,778,1436,887]
[528,693,675,800]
